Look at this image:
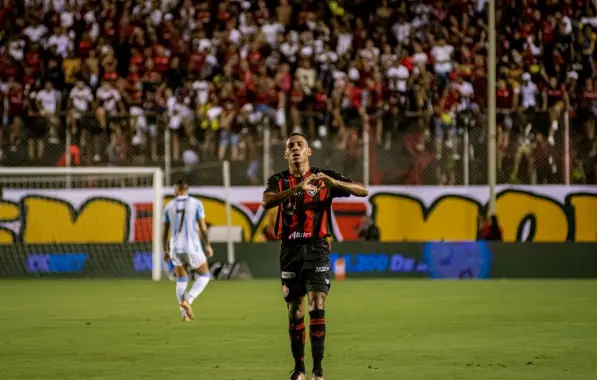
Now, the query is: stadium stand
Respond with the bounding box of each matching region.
[0,0,595,185]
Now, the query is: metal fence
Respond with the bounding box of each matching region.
[0,109,594,186]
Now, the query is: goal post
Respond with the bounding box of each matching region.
[152,168,164,281]
[0,162,239,281]
[0,167,164,281]
[221,160,235,265]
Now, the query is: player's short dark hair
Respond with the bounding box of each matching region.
[288,132,307,139]
[174,178,189,188]
[286,132,308,145]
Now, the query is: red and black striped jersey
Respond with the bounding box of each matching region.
[264,167,353,243]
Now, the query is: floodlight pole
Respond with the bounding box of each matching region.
[488,0,497,214]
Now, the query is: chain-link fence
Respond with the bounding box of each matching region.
[357,108,595,186]
[2,108,594,186]
[0,111,168,168]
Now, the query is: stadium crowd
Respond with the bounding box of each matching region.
[0,0,596,185]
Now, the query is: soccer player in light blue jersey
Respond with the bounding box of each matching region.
[162,179,213,321]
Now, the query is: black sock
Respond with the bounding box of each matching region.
[288,318,306,372]
[309,310,326,376]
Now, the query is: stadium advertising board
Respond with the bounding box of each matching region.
[3,242,597,279]
[0,186,596,244]
[328,242,491,279]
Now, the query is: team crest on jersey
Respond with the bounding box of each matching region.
[282,285,289,297]
[307,188,318,196]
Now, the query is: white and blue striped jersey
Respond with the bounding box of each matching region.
[163,195,206,255]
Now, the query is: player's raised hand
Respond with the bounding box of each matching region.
[315,172,337,189]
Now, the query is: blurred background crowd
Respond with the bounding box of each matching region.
[0,0,596,185]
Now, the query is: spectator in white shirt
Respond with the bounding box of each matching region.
[456,77,475,112]
[36,81,59,114]
[8,36,26,62]
[412,42,428,69]
[336,26,353,57]
[430,37,454,92]
[67,79,95,135]
[519,73,540,111]
[386,59,410,107]
[95,80,125,160]
[296,59,316,97]
[262,17,284,47]
[96,80,124,119]
[36,80,60,144]
[280,33,299,64]
[46,26,73,59]
[23,20,48,44]
[392,14,411,46]
[360,39,380,63]
[60,2,75,28]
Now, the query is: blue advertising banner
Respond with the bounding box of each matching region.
[329,252,428,275]
[423,242,492,279]
[132,252,170,272]
[328,242,491,279]
[27,253,88,274]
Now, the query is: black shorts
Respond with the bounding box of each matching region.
[280,240,331,302]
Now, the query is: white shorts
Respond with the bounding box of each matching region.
[171,251,207,270]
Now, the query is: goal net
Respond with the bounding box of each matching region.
[0,167,164,280]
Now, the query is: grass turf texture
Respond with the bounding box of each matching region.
[0,280,596,380]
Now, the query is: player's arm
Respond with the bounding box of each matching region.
[197,217,213,257]
[317,170,369,197]
[330,178,369,197]
[162,209,170,262]
[262,175,317,209]
[162,221,170,255]
[263,187,299,209]
[196,202,213,257]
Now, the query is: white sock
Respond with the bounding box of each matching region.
[176,276,189,304]
[179,306,186,318]
[186,273,211,304]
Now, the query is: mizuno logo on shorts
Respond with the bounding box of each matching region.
[315,266,329,273]
[281,271,296,279]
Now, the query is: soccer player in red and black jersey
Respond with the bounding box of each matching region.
[262,133,368,380]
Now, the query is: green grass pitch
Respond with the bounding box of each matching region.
[1,279,596,380]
